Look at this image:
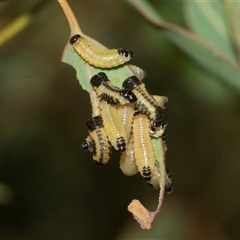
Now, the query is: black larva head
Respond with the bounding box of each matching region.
[122,76,141,90]
[120,89,137,103]
[70,34,81,45]
[85,116,103,131]
[90,72,109,87]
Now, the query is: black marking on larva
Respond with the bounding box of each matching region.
[70,34,81,45]
[137,102,152,117]
[120,89,137,103]
[153,106,164,127]
[96,129,105,164]
[108,142,113,157]
[165,182,174,194]
[102,81,124,94]
[91,139,97,156]
[116,137,126,152]
[86,116,103,132]
[144,176,151,182]
[118,49,134,58]
[142,166,152,177]
[99,94,121,106]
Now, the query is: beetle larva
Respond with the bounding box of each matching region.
[70,34,134,68]
[122,76,164,127]
[90,72,137,106]
[83,116,112,165]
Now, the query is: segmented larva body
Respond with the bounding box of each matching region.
[70,34,134,68]
[90,72,137,106]
[100,101,127,152]
[123,76,164,127]
[82,116,112,165]
[116,103,135,141]
[119,134,138,176]
[133,112,155,181]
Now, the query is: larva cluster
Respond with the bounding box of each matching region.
[82,72,173,192]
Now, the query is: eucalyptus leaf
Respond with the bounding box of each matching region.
[184,1,237,60]
[127,0,240,93]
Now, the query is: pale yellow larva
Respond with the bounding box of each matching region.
[133,112,155,181]
[82,116,112,165]
[90,72,137,106]
[123,76,164,127]
[70,34,134,68]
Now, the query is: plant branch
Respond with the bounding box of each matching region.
[57,0,82,36]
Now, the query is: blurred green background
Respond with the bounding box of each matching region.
[1,1,240,239]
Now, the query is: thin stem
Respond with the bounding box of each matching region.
[57,0,82,35]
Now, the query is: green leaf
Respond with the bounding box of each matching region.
[127,0,240,93]
[224,0,240,60]
[183,1,237,60]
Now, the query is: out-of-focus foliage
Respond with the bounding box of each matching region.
[0,1,240,239]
